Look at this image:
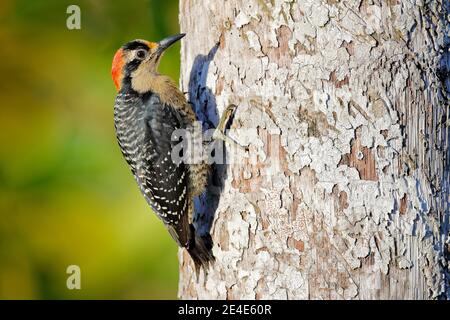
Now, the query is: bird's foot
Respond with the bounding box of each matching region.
[212,104,248,152]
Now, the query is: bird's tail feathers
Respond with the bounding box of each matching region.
[186,224,215,277]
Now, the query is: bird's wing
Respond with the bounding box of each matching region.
[140,93,190,247]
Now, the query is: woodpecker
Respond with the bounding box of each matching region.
[111,34,216,271]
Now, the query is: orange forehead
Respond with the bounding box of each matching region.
[145,41,158,49]
[111,48,125,91]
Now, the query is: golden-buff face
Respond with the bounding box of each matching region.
[130,51,165,94]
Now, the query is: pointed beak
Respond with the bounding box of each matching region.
[156,33,185,56]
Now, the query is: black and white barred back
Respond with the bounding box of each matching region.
[114,91,190,246]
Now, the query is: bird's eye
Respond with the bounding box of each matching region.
[136,49,147,59]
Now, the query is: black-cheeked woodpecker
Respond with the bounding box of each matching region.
[111,34,236,272]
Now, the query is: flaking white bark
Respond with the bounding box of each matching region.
[178,0,449,299]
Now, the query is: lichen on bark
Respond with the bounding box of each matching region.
[178,0,449,299]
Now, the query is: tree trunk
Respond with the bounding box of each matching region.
[178,0,449,299]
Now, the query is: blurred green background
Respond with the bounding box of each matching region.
[0,0,181,299]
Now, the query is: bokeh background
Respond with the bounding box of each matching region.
[0,0,181,299]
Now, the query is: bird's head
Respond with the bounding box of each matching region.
[111,33,185,92]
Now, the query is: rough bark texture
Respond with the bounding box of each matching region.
[178,0,449,299]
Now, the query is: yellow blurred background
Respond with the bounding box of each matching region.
[0,0,181,299]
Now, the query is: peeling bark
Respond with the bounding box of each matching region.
[178,0,449,299]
